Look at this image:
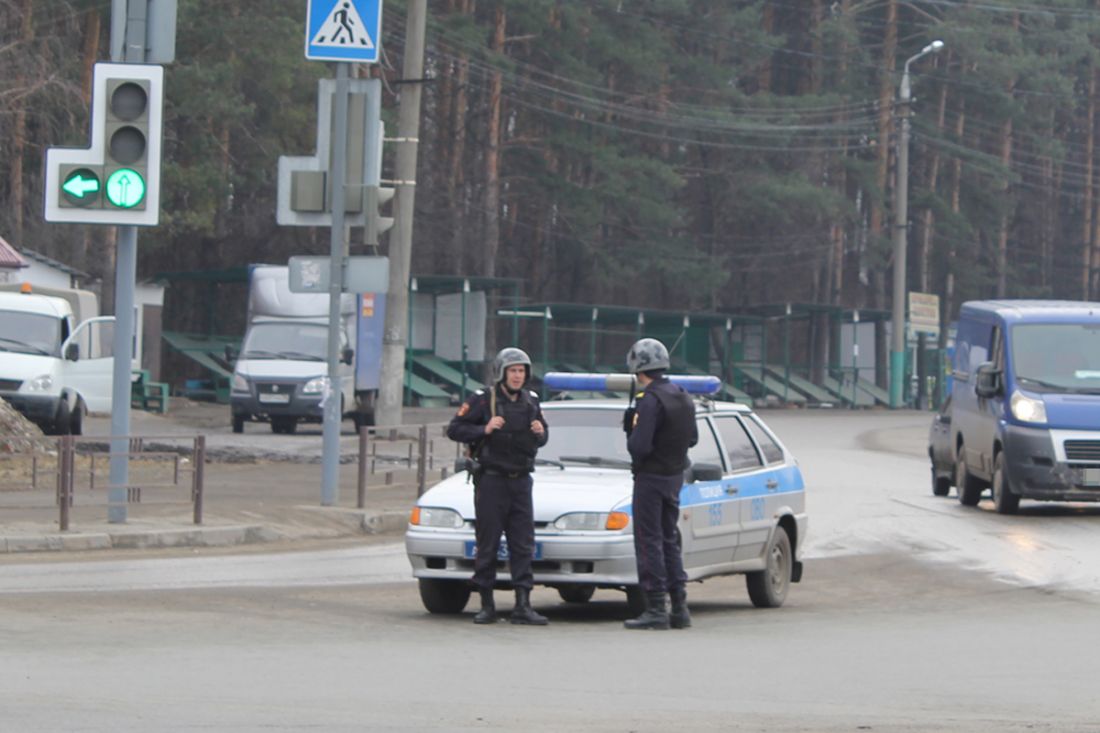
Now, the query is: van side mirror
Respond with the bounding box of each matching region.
[224,345,239,363]
[64,343,80,361]
[341,347,354,365]
[975,362,1002,398]
[686,462,723,483]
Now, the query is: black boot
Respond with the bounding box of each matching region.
[473,588,497,625]
[510,587,549,625]
[624,592,670,630]
[669,587,692,629]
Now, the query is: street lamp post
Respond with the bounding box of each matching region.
[890,40,944,409]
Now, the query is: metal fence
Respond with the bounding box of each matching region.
[0,434,206,531]
[354,423,461,505]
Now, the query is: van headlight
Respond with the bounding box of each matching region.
[409,507,464,528]
[26,374,53,391]
[1010,390,1047,424]
[553,511,630,531]
[302,377,327,394]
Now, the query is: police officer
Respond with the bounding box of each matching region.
[447,347,550,625]
[622,338,697,630]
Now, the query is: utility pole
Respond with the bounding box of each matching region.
[890,40,944,409]
[376,0,426,428]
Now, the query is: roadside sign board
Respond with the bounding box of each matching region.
[909,292,940,337]
[288,255,390,293]
[305,0,382,62]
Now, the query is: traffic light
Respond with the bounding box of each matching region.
[45,62,163,226]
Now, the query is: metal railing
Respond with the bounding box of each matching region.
[354,423,461,506]
[0,434,206,531]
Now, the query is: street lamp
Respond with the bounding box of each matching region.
[890,39,945,409]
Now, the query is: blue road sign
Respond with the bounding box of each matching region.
[306,0,382,62]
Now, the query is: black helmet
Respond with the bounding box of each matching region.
[493,347,532,383]
[626,338,670,373]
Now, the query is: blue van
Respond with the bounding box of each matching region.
[950,300,1100,514]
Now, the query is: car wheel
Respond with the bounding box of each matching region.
[624,585,647,617]
[746,525,791,608]
[955,444,984,506]
[417,579,471,614]
[557,585,595,604]
[991,452,1020,515]
[232,414,245,434]
[931,466,951,497]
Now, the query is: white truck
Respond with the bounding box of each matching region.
[228,264,385,434]
[0,285,115,435]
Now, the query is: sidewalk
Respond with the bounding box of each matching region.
[0,403,460,554]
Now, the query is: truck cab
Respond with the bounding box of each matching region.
[0,287,114,434]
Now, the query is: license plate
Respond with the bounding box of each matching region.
[259,393,291,404]
[464,540,542,561]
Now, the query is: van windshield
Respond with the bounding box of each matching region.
[241,322,331,361]
[1012,323,1100,393]
[0,310,61,356]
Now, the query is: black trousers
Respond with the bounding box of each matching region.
[472,472,535,591]
[632,471,687,594]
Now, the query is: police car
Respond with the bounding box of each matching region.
[405,373,808,616]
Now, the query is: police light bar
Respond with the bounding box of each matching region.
[543,372,721,395]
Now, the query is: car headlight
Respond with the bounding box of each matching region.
[1010,390,1047,424]
[409,506,464,528]
[26,374,53,391]
[553,511,630,531]
[302,377,327,394]
[232,373,249,391]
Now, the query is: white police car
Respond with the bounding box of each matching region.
[405,375,808,616]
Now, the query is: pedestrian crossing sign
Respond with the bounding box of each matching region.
[305,0,382,62]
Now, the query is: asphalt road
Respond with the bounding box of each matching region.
[3,409,1100,731]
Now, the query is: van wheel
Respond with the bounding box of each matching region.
[746,525,791,608]
[955,444,984,506]
[992,452,1020,515]
[557,585,595,604]
[52,400,72,436]
[418,579,471,614]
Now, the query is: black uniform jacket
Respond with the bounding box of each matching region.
[627,377,698,476]
[447,385,549,474]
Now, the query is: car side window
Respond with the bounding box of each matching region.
[712,415,763,472]
[743,415,784,465]
[688,418,723,469]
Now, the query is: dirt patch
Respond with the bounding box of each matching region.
[0,396,52,456]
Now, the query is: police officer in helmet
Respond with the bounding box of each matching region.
[447,347,550,625]
[623,338,697,630]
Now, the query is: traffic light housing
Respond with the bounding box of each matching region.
[45,62,163,225]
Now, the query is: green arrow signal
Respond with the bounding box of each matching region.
[105,168,146,209]
[62,173,100,199]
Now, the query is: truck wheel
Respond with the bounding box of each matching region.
[931,465,951,497]
[232,414,245,434]
[746,525,792,608]
[557,585,595,604]
[52,400,72,436]
[418,579,470,614]
[955,444,984,507]
[992,452,1020,515]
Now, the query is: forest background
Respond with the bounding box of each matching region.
[4,0,1100,378]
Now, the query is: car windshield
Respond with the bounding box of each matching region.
[240,322,331,361]
[539,407,633,467]
[0,310,61,356]
[1012,323,1100,393]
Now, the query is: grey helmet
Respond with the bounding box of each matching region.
[493,347,532,383]
[626,338,670,373]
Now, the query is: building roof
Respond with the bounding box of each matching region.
[0,235,27,270]
[18,248,92,281]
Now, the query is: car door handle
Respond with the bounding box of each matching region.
[725,486,738,495]
[765,479,779,490]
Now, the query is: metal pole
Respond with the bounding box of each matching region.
[192,435,205,524]
[783,305,791,403]
[852,310,860,409]
[357,425,369,508]
[891,41,943,408]
[321,62,351,507]
[108,226,137,522]
[377,0,427,427]
[461,279,468,402]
